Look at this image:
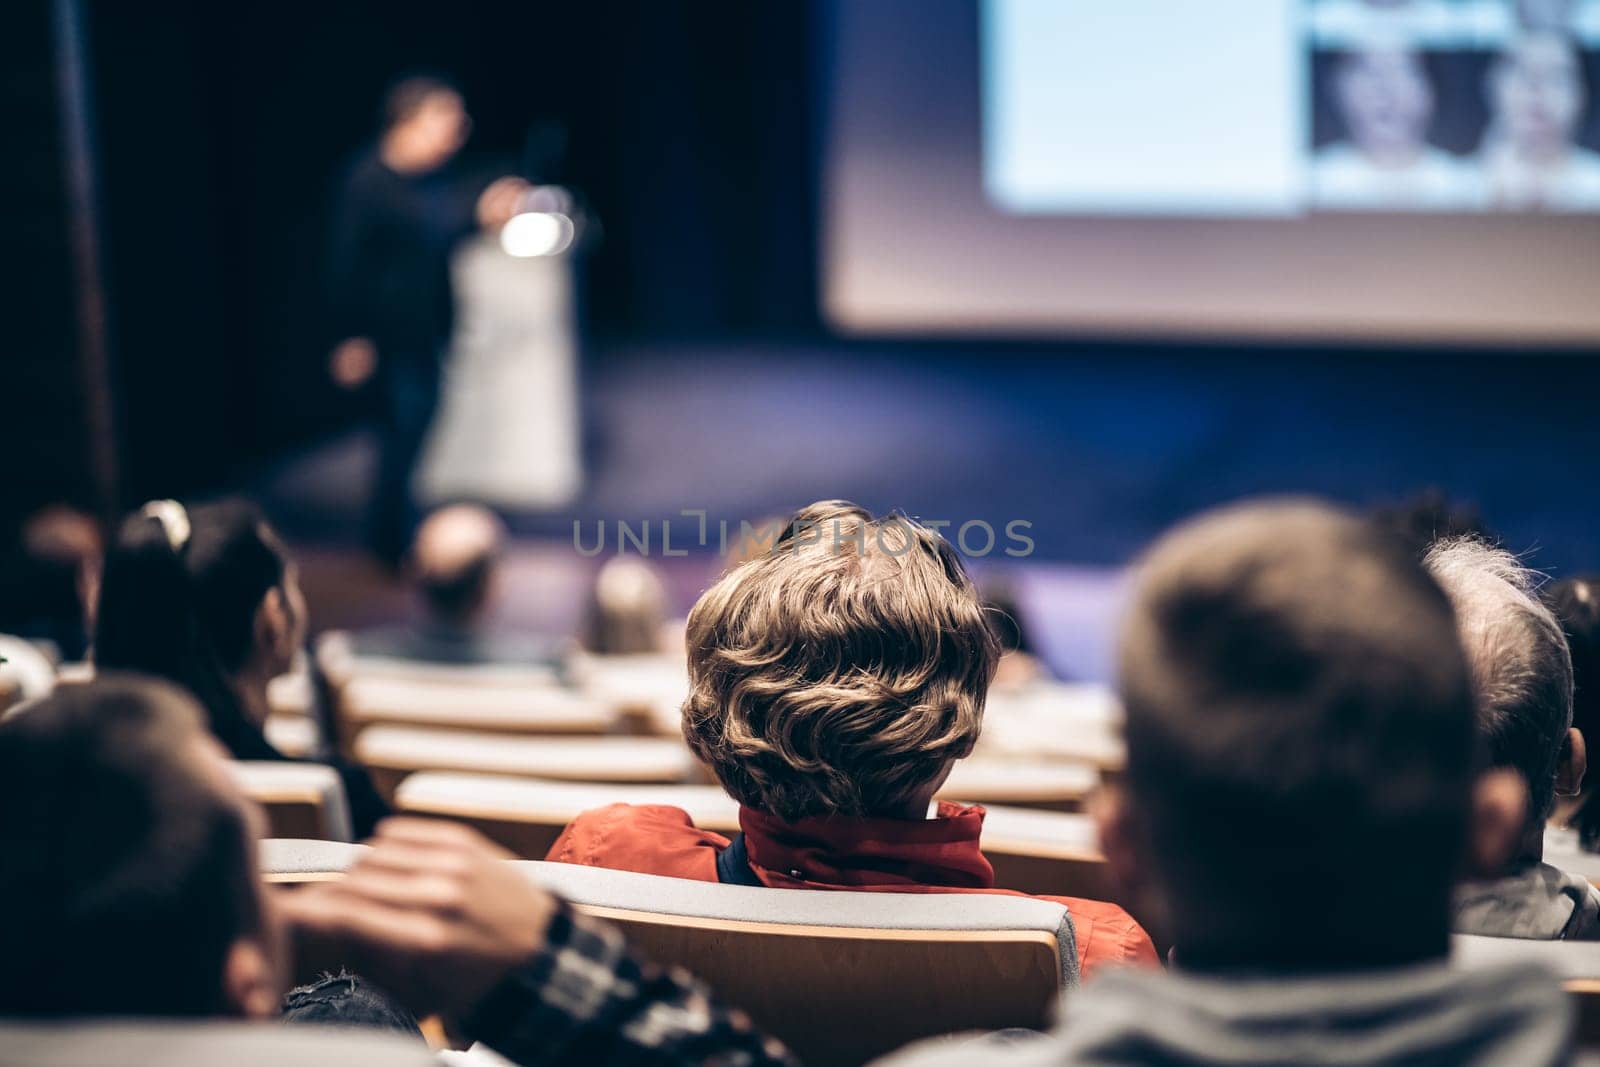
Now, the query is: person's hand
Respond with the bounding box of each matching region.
[330,337,378,389]
[476,177,532,230]
[277,819,556,1022]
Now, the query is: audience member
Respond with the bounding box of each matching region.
[1548,575,1600,849]
[94,498,389,836]
[2,676,291,1019]
[1424,540,1600,940]
[0,675,789,1064]
[7,502,1581,1066]
[549,500,1156,977]
[247,502,1585,1064]
[583,555,672,654]
[0,505,102,663]
[350,504,563,669]
[982,581,1050,689]
[880,501,1569,1064]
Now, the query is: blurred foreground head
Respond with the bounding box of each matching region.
[411,504,507,625]
[0,675,282,1018]
[1114,500,1477,970]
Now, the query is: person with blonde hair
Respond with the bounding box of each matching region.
[547,500,1155,977]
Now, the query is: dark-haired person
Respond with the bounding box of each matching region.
[33,503,1572,1065]
[0,504,102,663]
[878,502,1570,1065]
[258,503,1576,1063]
[0,675,792,1064]
[2,677,288,1019]
[94,498,388,835]
[548,501,1157,979]
[1548,575,1600,850]
[350,504,561,669]
[326,75,531,565]
[1427,541,1600,940]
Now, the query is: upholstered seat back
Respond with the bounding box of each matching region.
[516,859,1078,1066]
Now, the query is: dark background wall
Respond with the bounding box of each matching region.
[5,1,100,526]
[80,0,817,504]
[7,0,1600,570]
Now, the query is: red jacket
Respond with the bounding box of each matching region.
[546,800,1157,978]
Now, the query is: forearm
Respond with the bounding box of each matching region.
[462,902,797,1067]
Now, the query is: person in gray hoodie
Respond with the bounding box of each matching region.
[1426,538,1600,941]
[882,501,1573,1066]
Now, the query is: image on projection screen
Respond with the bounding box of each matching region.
[984,0,1600,216]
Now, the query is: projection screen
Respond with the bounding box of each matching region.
[822,0,1600,343]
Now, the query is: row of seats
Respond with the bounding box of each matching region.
[237,767,1112,898]
[260,839,1600,1066]
[265,637,1121,807]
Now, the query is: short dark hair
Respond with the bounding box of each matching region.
[1424,539,1574,827]
[1119,501,1476,971]
[381,74,460,132]
[420,553,492,621]
[0,675,260,1016]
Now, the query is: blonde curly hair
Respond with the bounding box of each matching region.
[683,501,999,821]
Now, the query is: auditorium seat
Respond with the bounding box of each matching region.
[393,772,740,857]
[337,675,616,744]
[0,1020,438,1067]
[262,713,319,758]
[316,629,564,690]
[391,770,1117,901]
[939,758,1099,812]
[978,804,1115,902]
[258,838,368,884]
[351,725,701,798]
[232,762,353,842]
[520,860,1077,1066]
[980,682,1126,770]
[1544,825,1600,887]
[266,666,314,719]
[567,651,689,733]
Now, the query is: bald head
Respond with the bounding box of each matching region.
[410,506,507,623]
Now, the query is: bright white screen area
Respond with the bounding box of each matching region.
[822,0,1600,343]
[983,0,1600,217]
[984,1,1306,215]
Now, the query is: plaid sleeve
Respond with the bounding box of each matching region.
[461,900,798,1067]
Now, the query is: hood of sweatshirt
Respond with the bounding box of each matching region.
[876,959,1571,1067]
